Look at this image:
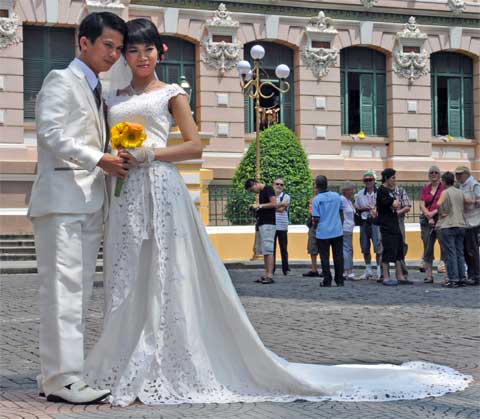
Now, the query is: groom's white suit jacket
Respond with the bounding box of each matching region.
[28,60,108,218]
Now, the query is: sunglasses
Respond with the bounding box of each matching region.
[429,171,439,175]
[363,178,374,182]
[275,183,284,186]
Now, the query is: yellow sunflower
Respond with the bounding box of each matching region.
[110,122,147,149]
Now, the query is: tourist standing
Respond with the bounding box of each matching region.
[455,166,480,286]
[341,181,356,280]
[273,178,290,275]
[376,169,410,286]
[355,171,382,279]
[419,166,445,283]
[436,172,467,288]
[312,175,344,287]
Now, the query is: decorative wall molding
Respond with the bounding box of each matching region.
[301,11,339,79]
[0,12,20,50]
[360,0,377,9]
[393,17,429,84]
[85,0,125,16]
[448,0,465,16]
[201,3,241,75]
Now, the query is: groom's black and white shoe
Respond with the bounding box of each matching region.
[46,380,110,405]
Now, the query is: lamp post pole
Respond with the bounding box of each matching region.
[237,46,291,260]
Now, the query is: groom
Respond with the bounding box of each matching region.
[28,12,128,404]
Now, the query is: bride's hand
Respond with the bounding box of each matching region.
[118,147,155,167]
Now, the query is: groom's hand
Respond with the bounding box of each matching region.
[97,154,129,179]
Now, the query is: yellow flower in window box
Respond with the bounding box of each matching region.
[110,122,147,197]
[357,131,366,139]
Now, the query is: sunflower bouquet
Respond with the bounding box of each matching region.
[110,121,147,197]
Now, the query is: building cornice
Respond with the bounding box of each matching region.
[132,0,480,27]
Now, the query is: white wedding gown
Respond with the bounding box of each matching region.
[85,84,472,406]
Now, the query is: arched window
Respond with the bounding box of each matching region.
[243,42,294,133]
[341,47,387,136]
[431,52,474,139]
[156,36,196,118]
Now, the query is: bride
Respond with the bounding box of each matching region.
[85,18,471,406]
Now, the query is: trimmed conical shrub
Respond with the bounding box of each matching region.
[226,124,313,225]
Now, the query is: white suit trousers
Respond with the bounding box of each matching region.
[33,210,103,395]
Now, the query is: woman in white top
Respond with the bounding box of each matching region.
[341,181,356,280]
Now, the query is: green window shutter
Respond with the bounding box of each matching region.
[340,70,347,135]
[23,26,74,120]
[375,73,387,136]
[158,36,196,120]
[463,77,474,138]
[281,81,294,131]
[360,73,374,135]
[447,77,462,137]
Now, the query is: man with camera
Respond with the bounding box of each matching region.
[245,179,277,284]
[355,171,382,280]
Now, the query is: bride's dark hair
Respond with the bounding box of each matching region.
[125,18,165,57]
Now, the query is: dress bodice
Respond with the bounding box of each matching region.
[107,83,186,149]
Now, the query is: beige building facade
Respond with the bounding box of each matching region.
[0,0,479,233]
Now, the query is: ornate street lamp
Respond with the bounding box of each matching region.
[237,45,291,181]
[238,45,290,260]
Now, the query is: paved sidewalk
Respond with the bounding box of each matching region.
[1,269,479,419]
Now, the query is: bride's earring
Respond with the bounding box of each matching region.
[124,57,128,66]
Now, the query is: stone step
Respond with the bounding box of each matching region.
[0,260,104,275]
[0,234,34,240]
[0,247,36,254]
[0,246,103,254]
[0,240,36,247]
[0,253,103,261]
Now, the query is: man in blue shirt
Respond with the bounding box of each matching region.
[312,175,344,287]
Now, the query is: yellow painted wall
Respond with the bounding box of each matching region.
[206,227,440,262]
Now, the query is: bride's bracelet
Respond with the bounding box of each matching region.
[138,146,156,167]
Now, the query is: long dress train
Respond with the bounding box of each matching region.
[85,84,472,406]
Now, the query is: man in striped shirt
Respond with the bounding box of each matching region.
[273,178,291,275]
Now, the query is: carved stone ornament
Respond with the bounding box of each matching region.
[393,17,428,83]
[201,3,241,75]
[0,12,20,50]
[448,0,465,15]
[85,0,125,16]
[361,0,377,8]
[206,2,238,28]
[301,11,339,79]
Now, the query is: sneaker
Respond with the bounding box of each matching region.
[376,266,382,278]
[382,278,399,286]
[423,277,434,284]
[465,279,480,286]
[359,271,373,280]
[437,261,446,274]
[398,278,413,285]
[442,281,460,288]
[302,270,320,277]
[347,272,357,281]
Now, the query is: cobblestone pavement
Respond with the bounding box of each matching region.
[1,269,479,419]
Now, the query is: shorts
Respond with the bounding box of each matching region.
[255,224,276,255]
[360,222,382,255]
[307,225,318,255]
[380,229,405,263]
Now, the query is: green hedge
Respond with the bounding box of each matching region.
[225,124,313,225]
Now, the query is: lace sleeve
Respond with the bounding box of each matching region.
[166,83,189,124]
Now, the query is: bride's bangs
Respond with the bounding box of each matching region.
[126,19,163,54]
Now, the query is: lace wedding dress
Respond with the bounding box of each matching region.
[85,84,472,406]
